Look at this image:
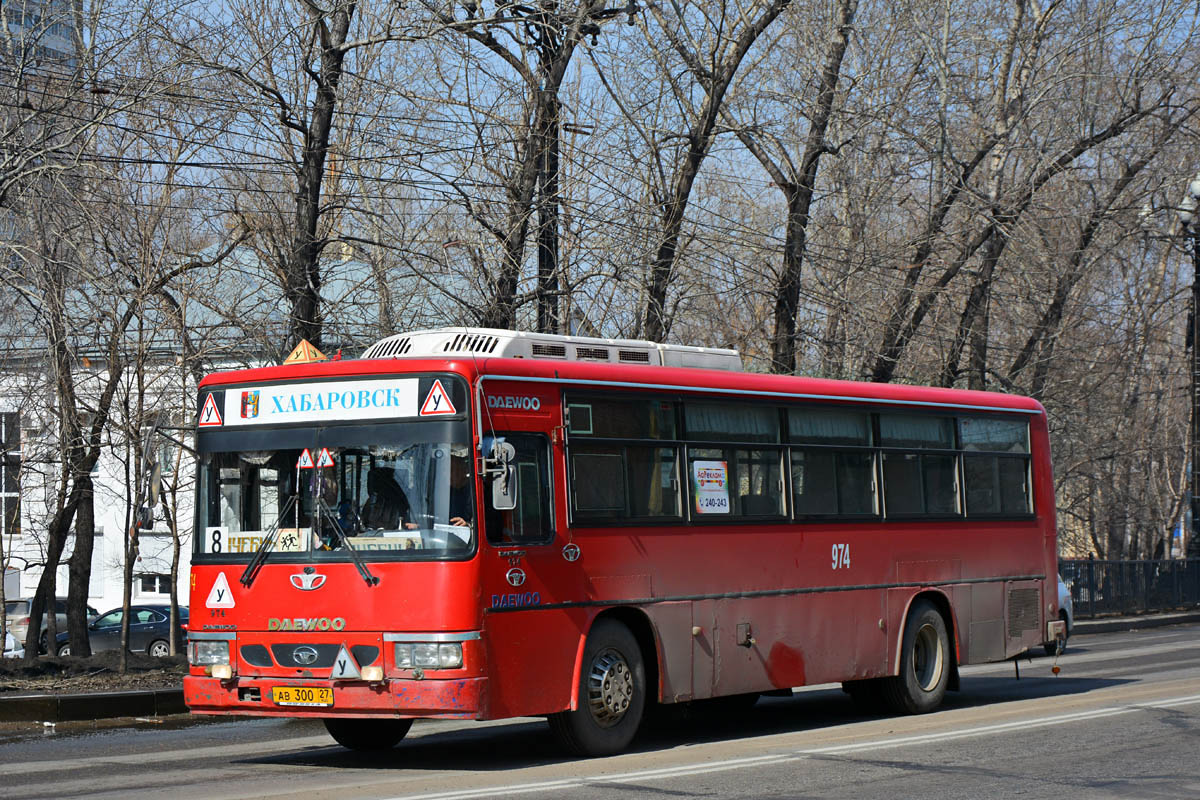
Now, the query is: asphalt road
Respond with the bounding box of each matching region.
[1,623,1198,799]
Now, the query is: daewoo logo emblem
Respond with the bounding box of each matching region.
[506,568,527,587]
[293,646,319,666]
[290,572,327,591]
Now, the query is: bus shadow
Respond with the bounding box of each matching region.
[239,674,1128,772]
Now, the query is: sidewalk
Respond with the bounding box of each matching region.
[1070,609,1200,635]
[3,610,1199,724]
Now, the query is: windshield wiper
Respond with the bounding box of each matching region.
[316,499,379,587]
[239,494,299,588]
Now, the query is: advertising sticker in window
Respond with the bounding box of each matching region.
[692,460,730,514]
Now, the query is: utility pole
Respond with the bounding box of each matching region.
[1191,227,1200,560]
[1178,175,1200,559]
[535,27,562,335]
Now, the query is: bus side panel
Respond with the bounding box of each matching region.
[964,582,1006,664]
[644,601,695,703]
[704,591,889,697]
[1003,578,1045,658]
[482,608,587,719]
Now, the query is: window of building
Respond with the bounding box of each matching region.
[0,412,19,540]
[137,573,171,595]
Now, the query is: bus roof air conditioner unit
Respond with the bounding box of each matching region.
[361,328,743,372]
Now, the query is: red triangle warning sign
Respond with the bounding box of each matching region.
[315,447,335,468]
[296,448,315,469]
[420,380,456,416]
[199,393,223,427]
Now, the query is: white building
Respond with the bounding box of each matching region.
[2,363,197,613]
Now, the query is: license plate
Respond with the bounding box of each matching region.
[272,686,333,707]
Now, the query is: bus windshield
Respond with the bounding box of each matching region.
[196,433,475,561]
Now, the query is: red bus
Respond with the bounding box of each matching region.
[185,328,1064,756]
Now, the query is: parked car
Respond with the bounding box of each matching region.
[4,598,100,653]
[55,604,188,658]
[3,630,22,658]
[1043,573,1075,655]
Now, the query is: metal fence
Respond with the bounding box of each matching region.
[1058,558,1200,619]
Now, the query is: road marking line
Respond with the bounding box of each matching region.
[381,693,1200,800]
[0,734,336,776]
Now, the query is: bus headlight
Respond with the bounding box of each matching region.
[394,642,462,670]
[189,640,230,666]
[438,643,463,668]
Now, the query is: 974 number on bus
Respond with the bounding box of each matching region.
[832,543,850,570]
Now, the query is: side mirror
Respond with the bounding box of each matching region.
[486,440,518,511]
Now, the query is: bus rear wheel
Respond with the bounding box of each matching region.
[323,718,413,751]
[883,599,950,714]
[549,618,646,757]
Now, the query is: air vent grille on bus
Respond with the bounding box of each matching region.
[618,350,651,363]
[532,343,567,359]
[443,333,500,354]
[365,336,411,358]
[1006,587,1040,638]
[575,347,610,361]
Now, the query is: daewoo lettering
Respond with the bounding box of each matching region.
[487,395,541,411]
[267,617,346,631]
[492,592,541,608]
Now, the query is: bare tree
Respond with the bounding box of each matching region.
[722,0,857,373]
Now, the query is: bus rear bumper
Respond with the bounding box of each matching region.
[183,675,487,719]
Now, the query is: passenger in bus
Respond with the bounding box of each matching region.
[361,468,411,530]
[448,446,473,528]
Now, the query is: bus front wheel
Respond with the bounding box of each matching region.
[883,600,950,714]
[323,718,413,751]
[549,619,646,757]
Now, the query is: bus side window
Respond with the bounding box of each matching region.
[486,433,554,546]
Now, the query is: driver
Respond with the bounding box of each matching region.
[361,467,412,530]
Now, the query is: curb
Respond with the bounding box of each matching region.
[0,688,184,723]
[1071,610,1200,636]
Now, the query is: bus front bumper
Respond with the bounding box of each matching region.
[183,675,487,719]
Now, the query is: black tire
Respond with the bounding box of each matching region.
[57,643,70,657]
[323,718,413,751]
[148,639,170,658]
[39,632,49,655]
[882,599,951,714]
[548,618,646,757]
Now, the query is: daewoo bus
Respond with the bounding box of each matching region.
[185,328,1064,756]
